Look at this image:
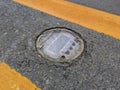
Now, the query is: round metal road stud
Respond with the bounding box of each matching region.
[36,28,84,63]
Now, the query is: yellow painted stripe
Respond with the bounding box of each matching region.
[0,63,41,90]
[13,0,120,40]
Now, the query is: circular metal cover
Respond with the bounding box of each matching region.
[36,28,84,63]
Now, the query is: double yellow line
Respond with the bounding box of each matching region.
[1,0,120,90]
[13,0,120,40]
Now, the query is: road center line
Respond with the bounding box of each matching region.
[13,0,120,40]
[0,62,41,90]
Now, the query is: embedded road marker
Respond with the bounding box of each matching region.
[36,28,84,63]
[13,0,120,40]
[0,63,41,90]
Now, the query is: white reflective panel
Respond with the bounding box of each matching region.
[36,28,84,63]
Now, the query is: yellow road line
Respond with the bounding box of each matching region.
[13,0,120,40]
[0,63,41,90]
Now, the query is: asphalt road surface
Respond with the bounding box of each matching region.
[0,0,120,90]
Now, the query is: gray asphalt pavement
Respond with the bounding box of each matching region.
[70,0,120,15]
[0,0,120,90]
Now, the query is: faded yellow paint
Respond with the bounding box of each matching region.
[13,0,120,40]
[0,63,41,90]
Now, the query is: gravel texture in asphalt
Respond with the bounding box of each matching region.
[0,0,120,90]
